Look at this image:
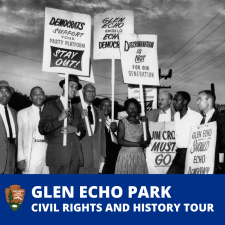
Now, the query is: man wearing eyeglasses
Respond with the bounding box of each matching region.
[39,75,86,174]
[0,80,17,174]
[76,83,106,174]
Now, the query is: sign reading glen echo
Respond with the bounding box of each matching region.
[42,7,91,75]
[185,122,217,174]
[119,34,159,85]
[94,10,134,59]
[146,122,176,174]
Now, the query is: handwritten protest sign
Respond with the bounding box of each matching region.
[184,122,217,174]
[146,122,176,174]
[119,34,159,85]
[43,7,91,75]
[94,10,134,59]
[128,85,157,111]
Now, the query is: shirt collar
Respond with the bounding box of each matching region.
[32,104,43,110]
[206,108,215,119]
[83,101,92,109]
[0,103,8,109]
[160,108,171,114]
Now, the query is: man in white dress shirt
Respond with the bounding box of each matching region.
[167,91,202,174]
[17,86,49,174]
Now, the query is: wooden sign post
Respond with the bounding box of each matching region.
[94,10,134,122]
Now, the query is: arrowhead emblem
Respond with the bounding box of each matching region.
[5,185,25,211]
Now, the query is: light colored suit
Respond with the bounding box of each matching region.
[146,107,175,122]
[0,106,17,174]
[76,103,106,174]
[17,106,48,173]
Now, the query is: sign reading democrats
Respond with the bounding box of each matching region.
[146,122,176,174]
[42,7,91,76]
[185,122,217,174]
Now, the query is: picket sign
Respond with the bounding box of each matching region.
[185,122,217,174]
[111,58,115,121]
[139,85,147,140]
[93,10,134,123]
[58,73,69,146]
[119,34,160,140]
[42,8,92,146]
[78,90,92,137]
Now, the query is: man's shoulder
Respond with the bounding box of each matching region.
[146,109,160,115]
[18,106,32,115]
[189,108,201,116]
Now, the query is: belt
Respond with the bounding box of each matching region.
[34,139,45,142]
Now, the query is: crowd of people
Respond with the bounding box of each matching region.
[0,75,224,174]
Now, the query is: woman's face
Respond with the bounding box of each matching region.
[126,102,138,117]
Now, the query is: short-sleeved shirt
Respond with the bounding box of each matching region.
[174,108,202,148]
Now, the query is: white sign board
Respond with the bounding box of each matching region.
[185,122,217,174]
[119,34,159,85]
[43,7,91,75]
[146,122,176,174]
[94,10,134,59]
[128,85,157,111]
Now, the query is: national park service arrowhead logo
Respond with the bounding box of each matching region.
[5,185,25,211]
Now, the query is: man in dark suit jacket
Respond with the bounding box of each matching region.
[0,80,18,174]
[39,75,86,174]
[197,90,225,174]
[146,91,175,122]
[76,83,106,174]
[100,98,120,174]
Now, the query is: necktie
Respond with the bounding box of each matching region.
[39,107,42,118]
[4,106,13,140]
[105,116,110,132]
[68,101,72,124]
[87,105,94,125]
[200,114,206,124]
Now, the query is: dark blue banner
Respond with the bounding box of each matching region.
[0,175,223,225]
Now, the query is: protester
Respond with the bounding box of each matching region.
[197,90,225,174]
[100,98,120,174]
[146,91,175,122]
[115,98,151,174]
[76,83,106,174]
[17,87,49,174]
[167,91,202,174]
[39,75,86,174]
[0,80,17,174]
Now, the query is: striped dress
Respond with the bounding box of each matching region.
[115,117,148,174]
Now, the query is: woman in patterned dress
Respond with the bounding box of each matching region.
[115,98,151,174]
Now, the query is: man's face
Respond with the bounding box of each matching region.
[100,99,111,117]
[158,92,171,111]
[0,87,11,106]
[30,87,46,107]
[173,93,186,112]
[197,93,209,114]
[67,81,78,99]
[83,85,96,104]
